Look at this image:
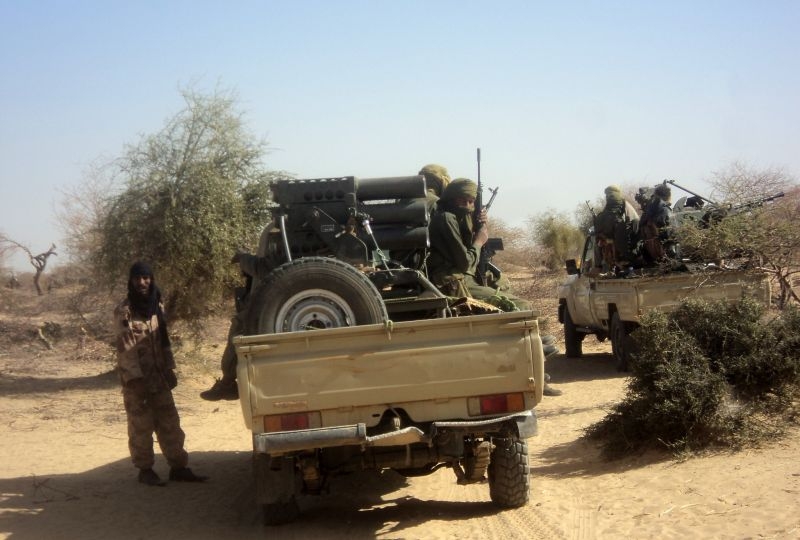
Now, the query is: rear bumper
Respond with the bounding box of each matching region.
[253,410,537,455]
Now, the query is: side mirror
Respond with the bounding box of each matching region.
[565,259,579,275]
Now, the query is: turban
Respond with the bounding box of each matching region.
[441,178,478,201]
[418,164,451,196]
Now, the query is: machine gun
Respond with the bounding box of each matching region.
[704,191,785,223]
[474,148,502,286]
[666,179,784,227]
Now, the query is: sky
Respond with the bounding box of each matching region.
[2,1,799,272]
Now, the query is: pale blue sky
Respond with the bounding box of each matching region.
[2,1,799,270]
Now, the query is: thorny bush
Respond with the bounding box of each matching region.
[587,298,800,458]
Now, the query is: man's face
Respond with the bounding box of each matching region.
[131,275,151,297]
[454,196,476,210]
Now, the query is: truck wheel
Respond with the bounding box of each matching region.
[610,312,635,372]
[246,257,388,334]
[488,436,530,508]
[563,307,584,358]
[254,453,301,526]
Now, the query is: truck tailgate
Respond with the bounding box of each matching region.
[234,310,544,429]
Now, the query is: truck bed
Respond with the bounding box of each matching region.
[234,310,544,433]
[586,269,771,323]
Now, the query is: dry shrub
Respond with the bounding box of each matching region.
[587,298,800,458]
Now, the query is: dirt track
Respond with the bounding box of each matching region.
[1,292,799,539]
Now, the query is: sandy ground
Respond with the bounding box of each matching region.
[1,287,799,540]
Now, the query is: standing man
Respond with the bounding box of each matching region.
[115,261,207,486]
[427,178,562,396]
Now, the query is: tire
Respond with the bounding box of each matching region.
[488,436,530,508]
[610,312,635,372]
[246,257,388,334]
[254,453,301,526]
[563,306,584,358]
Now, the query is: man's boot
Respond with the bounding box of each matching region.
[200,378,239,401]
[169,467,208,482]
[543,384,563,397]
[138,468,166,487]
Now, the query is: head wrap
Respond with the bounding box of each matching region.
[441,178,478,202]
[654,184,672,201]
[418,164,451,196]
[127,260,171,347]
[604,185,624,206]
[129,261,154,280]
[127,261,160,318]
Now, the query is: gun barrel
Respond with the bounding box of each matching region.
[665,179,718,205]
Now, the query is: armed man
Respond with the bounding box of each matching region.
[639,183,676,263]
[427,177,562,396]
[595,185,640,273]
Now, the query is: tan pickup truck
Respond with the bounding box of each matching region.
[231,176,546,525]
[558,231,771,370]
[234,308,545,524]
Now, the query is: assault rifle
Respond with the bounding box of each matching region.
[475,148,502,286]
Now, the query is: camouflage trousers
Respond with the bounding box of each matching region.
[122,386,188,470]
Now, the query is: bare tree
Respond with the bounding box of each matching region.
[56,161,116,269]
[0,235,58,295]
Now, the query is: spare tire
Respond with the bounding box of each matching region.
[245,257,388,334]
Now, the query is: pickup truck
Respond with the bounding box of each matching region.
[231,176,546,525]
[557,230,771,370]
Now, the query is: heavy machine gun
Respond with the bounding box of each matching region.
[666,179,784,227]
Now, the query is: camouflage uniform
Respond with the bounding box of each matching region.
[427,178,530,311]
[115,298,188,471]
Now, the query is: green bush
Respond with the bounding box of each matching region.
[587,298,800,458]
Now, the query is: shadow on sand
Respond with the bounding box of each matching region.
[0,369,119,397]
[0,450,510,540]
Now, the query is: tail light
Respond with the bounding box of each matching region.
[263,411,322,432]
[468,392,526,416]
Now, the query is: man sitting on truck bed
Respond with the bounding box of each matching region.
[640,183,676,263]
[427,178,562,396]
[595,185,640,273]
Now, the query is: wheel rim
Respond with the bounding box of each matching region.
[272,288,356,332]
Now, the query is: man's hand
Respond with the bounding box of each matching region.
[473,224,489,248]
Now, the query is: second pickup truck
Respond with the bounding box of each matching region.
[558,230,771,370]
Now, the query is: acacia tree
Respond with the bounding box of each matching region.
[0,235,57,295]
[90,87,283,320]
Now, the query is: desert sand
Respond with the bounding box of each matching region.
[1,285,799,540]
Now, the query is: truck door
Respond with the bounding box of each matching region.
[568,234,596,325]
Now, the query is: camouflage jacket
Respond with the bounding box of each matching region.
[114,299,175,392]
